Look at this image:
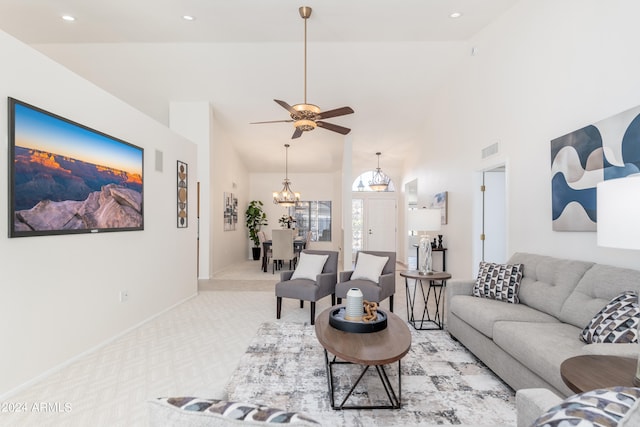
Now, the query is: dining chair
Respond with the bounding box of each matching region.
[335,250,396,311]
[257,231,271,271]
[295,230,313,259]
[271,229,296,274]
[275,250,339,325]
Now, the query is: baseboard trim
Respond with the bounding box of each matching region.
[0,292,198,401]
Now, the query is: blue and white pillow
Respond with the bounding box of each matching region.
[533,387,640,427]
[148,397,319,426]
[581,291,639,344]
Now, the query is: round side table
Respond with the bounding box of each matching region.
[400,270,451,330]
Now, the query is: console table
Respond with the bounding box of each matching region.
[413,245,447,271]
[400,270,451,330]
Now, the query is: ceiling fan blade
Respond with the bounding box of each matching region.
[316,121,351,135]
[292,127,304,139]
[316,106,354,120]
[274,99,298,115]
[250,119,294,124]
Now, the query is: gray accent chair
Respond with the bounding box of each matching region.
[335,251,396,312]
[275,250,339,325]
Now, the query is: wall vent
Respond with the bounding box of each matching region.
[155,149,163,172]
[482,142,499,159]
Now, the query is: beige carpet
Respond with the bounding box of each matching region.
[3,260,452,427]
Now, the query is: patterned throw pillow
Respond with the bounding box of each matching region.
[150,397,319,426]
[533,387,640,427]
[473,262,523,304]
[581,291,639,344]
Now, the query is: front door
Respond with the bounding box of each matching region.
[367,198,397,251]
[352,197,396,262]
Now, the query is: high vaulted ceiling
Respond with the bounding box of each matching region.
[0,0,518,176]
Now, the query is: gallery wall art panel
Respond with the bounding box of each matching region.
[550,105,640,231]
[177,161,188,228]
[224,192,238,231]
[8,97,144,237]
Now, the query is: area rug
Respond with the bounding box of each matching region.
[224,322,516,426]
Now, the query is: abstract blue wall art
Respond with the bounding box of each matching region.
[550,105,640,231]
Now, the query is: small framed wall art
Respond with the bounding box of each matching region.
[224,192,238,231]
[177,161,188,228]
[431,191,448,225]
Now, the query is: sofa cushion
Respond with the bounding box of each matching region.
[473,261,523,303]
[582,343,640,359]
[148,397,320,426]
[290,252,328,281]
[508,253,595,320]
[449,295,558,339]
[493,321,585,395]
[560,264,640,329]
[351,252,388,284]
[532,387,640,427]
[581,291,639,344]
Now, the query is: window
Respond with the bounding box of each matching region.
[352,171,396,192]
[288,201,332,242]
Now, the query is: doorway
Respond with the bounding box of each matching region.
[473,166,507,272]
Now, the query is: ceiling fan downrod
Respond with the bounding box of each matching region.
[299,6,312,107]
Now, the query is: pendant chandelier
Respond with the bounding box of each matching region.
[273,144,301,207]
[369,152,390,192]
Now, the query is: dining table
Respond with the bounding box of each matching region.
[261,239,306,272]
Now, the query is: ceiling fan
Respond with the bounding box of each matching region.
[251,6,354,139]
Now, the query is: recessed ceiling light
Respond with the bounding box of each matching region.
[61,15,76,22]
[182,15,195,21]
[450,12,463,19]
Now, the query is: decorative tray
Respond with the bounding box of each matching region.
[329,306,388,333]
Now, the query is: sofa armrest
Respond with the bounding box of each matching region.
[339,270,354,282]
[375,273,395,300]
[516,388,563,427]
[280,270,294,281]
[446,279,475,297]
[379,272,395,288]
[316,272,338,296]
[581,343,640,359]
[445,279,475,321]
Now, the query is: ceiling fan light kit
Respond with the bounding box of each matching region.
[251,6,354,139]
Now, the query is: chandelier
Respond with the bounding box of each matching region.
[369,152,390,192]
[273,144,301,207]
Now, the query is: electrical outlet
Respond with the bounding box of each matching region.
[119,290,129,302]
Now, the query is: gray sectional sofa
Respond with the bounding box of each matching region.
[445,252,640,397]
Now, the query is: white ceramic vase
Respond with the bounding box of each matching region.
[345,288,363,321]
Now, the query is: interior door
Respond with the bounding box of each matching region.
[366,198,397,252]
[482,168,507,263]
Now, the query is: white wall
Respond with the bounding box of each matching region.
[404,0,640,277]
[0,31,198,396]
[210,120,250,274]
[249,171,342,256]
[169,101,212,280]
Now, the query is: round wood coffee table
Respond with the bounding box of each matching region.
[560,355,637,394]
[315,306,411,409]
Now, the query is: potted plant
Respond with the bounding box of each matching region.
[278,215,296,229]
[245,200,268,260]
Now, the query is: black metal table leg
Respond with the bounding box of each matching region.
[324,353,402,410]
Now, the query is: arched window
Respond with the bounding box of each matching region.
[351,170,396,192]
